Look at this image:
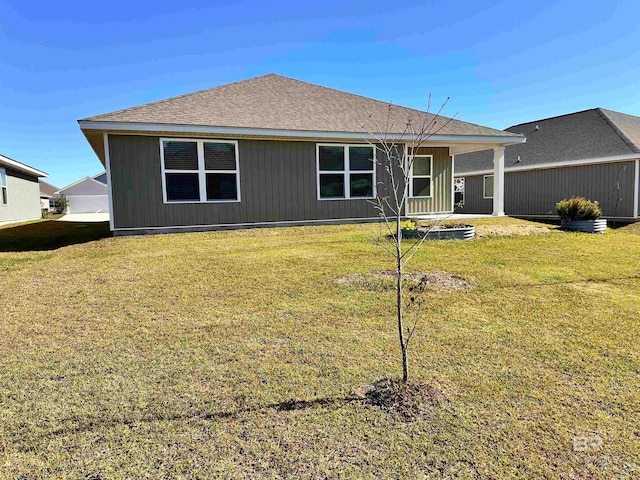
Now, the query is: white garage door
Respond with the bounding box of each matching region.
[66,195,109,214]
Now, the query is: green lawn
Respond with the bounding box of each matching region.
[0,218,638,478]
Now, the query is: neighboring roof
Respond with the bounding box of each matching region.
[597,108,640,154]
[39,180,59,198]
[80,74,519,139]
[455,108,640,174]
[56,176,108,195]
[0,153,48,178]
[92,172,107,184]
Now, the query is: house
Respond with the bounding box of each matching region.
[55,172,109,214]
[0,152,48,225]
[454,108,640,220]
[39,180,60,211]
[78,74,524,235]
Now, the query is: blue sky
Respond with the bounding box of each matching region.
[1,0,639,187]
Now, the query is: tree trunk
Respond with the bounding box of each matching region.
[396,219,409,383]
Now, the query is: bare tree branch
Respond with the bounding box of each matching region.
[357,93,454,383]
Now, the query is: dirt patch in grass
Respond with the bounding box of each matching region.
[336,270,471,291]
[473,223,555,238]
[353,378,447,422]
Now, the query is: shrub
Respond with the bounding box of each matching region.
[401,218,418,230]
[556,197,602,221]
[41,208,50,219]
[55,197,68,214]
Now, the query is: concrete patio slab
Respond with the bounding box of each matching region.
[59,213,110,223]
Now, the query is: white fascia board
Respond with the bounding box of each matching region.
[457,153,640,176]
[0,154,48,177]
[78,120,525,145]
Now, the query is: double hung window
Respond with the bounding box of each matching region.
[161,139,240,203]
[317,144,375,199]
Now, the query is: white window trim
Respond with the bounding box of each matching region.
[409,154,433,199]
[0,167,7,206]
[160,138,241,204]
[316,144,376,200]
[483,174,494,199]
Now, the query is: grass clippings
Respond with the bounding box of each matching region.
[336,270,471,291]
[473,223,555,238]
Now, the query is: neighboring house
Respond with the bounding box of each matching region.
[39,180,60,211]
[0,153,48,225]
[454,108,640,220]
[78,74,524,235]
[55,172,109,214]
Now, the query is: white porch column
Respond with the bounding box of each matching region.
[492,146,505,216]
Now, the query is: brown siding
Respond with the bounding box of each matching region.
[406,147,452,215]
[108,135,406,230]
[459,161,637,217]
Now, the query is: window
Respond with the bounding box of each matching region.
[317,144,375,200]
[0,168,7,206]
[483,175,494,199]
[161,139,239,203]
[409,155,432,198]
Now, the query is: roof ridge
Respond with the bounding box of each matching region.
[83,73,506,134]
[83,72,440,122]
[272,74,502,132]
[506,108,601,131]
[81,73,279,121]
[595,108,640,154]
[273,73,425,114]
[266,76,514,137]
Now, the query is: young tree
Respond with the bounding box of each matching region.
[360,97,454,383]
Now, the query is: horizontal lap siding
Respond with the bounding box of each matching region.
[407,147,452,215]
[0,168,41,223]
[108,135,383,229]
[459,161,636,217]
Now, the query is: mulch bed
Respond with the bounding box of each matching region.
[353,378,447,422]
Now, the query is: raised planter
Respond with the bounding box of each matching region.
[561,218,607,234]
[401,225,475,241]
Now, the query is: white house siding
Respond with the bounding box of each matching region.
[0,168,41,224]
[67,195,109,214]
[59,177,109,214]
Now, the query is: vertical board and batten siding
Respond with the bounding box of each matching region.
[456,174,492,215]
[459,161,637,217]
[0,168,41,223]
[406,147,452,215]
[108,135,407,230]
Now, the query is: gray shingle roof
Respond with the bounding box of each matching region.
[455,108,640,174]
[39,180,59,197]
[82,74,518,138]
[93,172,107,184]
